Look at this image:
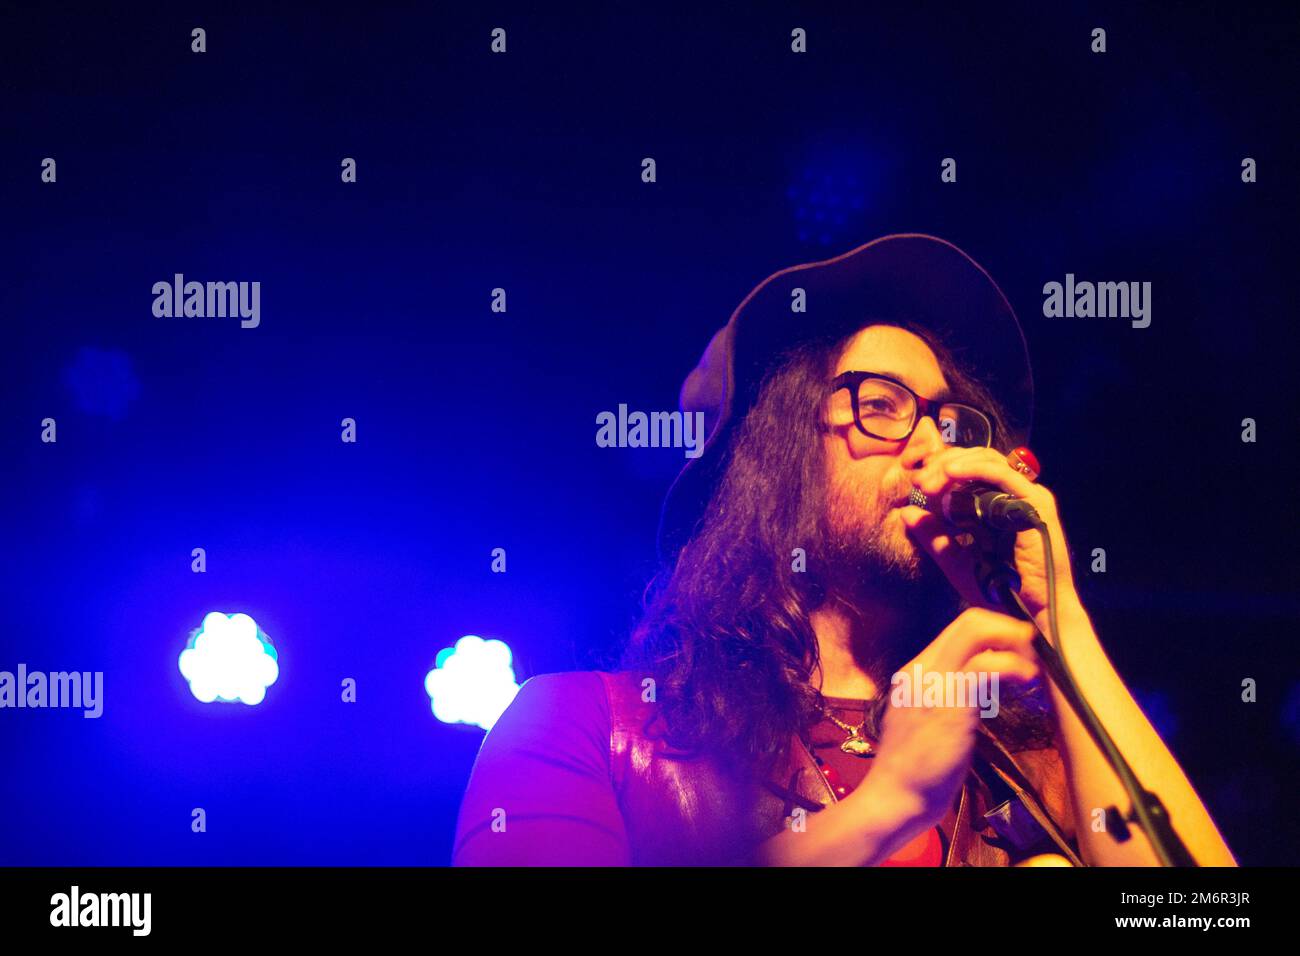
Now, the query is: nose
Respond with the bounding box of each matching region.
[898,414,948,472]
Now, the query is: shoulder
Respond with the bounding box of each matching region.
[506,670,609,712]
[501,670,648,717]
[488,670,611,745]
[486,669,666,753]
[453,671,636,865]
[459,671,617,818]
[481,670,662,773]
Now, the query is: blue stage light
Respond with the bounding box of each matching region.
[424,635,519,731]
[179,612,280,705]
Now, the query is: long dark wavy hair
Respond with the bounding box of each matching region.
[621,321,1053,779]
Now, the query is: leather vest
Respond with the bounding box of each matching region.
[597,670,1083,866]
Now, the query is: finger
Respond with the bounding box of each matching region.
[910,446,986,495]
[947,605,1039,639]
[939,454,1044,502]
[933,612,1037,671]
[910,446,1041,500]
[964,651,1040,685]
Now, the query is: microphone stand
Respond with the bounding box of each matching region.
[972,530,1198,867]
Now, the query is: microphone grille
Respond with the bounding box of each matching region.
[907,488,929,509]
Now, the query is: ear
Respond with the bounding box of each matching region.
[824,388,854,429]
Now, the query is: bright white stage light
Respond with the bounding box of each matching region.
[424,635,519,731]
[179,612,279,705]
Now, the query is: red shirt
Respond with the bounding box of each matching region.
[810,695,957,866]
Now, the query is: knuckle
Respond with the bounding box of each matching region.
[959,606,998,625]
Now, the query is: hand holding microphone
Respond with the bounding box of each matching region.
[906,446,1044,532]
[906,483,1043,532]
[899,445,1076,614]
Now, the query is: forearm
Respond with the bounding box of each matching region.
[757,774,929,867]
[1038,596,1237,866]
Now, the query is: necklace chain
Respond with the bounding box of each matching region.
[821,702,876,757]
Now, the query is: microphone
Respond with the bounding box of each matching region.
[907,482,1042,532]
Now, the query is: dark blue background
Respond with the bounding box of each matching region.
[1,2,1296,865]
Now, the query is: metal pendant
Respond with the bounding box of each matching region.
[840,734,875,757]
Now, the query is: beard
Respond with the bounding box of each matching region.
[819,469,963,678]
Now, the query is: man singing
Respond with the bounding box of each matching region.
[452,234,1236,867]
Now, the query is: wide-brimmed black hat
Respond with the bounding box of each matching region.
[657,233,1034,563]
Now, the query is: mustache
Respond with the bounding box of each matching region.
[886,480,919,509]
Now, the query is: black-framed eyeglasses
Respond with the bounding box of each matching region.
[829,371,994,448]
